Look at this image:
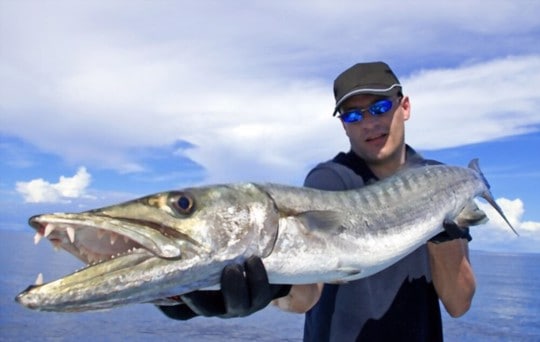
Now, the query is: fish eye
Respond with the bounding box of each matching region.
[170,192,194,215]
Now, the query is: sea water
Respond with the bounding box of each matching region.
[1,231,538,341]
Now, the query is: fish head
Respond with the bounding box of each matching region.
[29,183,279,264]
[17,183,279,311]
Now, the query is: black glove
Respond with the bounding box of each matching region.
[429,219,472,244]
[158,256,291,320]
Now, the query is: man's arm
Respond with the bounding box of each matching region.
[427,238,476,317]
[273,283,323,313]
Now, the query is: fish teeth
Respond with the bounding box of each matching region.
[110,233,118,245]
[66,226,75,243]
[34,232,43,245]
[86,253,96,264]
[44,224,56,237]
[35,273,44,285]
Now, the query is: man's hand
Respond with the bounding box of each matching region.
[158,256,291,320]
[429,220,472,244]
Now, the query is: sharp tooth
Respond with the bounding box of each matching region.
[35,273,44,285]
[87,253,96,264]
[66,226,75,243]
[97,229,106,240]
[44,224,56,237]
[110,233,118,245]
[124,236,130,244]
[34,232,43,245]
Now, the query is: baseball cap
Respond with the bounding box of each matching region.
[332,62,402,116]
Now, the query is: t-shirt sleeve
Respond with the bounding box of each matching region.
[303,166,348,191]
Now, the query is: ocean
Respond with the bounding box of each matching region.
[1,230,539,342]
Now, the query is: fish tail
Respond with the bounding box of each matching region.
[468,159,519,236]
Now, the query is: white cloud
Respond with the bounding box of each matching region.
[16,167,92,203]
[472,198,540,253]
[1,1,539,187]
[406,56,540,150]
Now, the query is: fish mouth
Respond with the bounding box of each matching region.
[16,213,198,311]
[33,219,140,265]
[25,213,191,289]
[29,214,185,263]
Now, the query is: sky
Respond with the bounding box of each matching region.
[1,0,539,253]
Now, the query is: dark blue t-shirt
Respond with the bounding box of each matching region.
[302,147,443,342]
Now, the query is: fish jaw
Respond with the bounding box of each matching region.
[16,184,280,312]
[15,250,240,312]
[16,249,155,311]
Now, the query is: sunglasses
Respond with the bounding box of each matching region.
[339,98,400,124]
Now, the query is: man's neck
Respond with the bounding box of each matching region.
[367,145,407,180]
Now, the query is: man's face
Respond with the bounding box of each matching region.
[339,94,410,165]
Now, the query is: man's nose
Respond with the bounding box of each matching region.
[358,112,381,128]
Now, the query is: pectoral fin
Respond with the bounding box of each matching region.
[328,267,363,284]
[296,210,345,234]
[455,201,488,227]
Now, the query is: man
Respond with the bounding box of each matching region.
[159,62,476,341]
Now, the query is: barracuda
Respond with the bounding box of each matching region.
[15,159,517,312]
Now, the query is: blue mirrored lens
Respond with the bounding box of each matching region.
[369,99,392,115]
[341,110,363,123]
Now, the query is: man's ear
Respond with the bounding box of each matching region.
[401,96,411,121]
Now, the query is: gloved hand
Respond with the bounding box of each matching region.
[158,256,291,320]
[429,220,472,244]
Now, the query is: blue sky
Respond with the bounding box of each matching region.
[1,1,539,253]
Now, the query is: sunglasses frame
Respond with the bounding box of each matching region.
[338,97,401,124]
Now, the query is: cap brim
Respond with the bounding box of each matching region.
[332,84,401,116]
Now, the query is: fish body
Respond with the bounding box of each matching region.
[15,160,516,312]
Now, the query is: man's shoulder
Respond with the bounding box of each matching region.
[405,146,443,167]
[304,159,365,191]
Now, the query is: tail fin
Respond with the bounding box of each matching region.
[468,159,519,236]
